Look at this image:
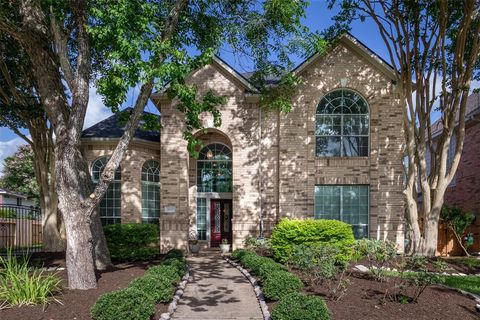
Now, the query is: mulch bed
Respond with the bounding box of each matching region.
[294,271,479,320]
[0,256,169,320]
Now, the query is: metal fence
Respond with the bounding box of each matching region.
[0,204,42,256]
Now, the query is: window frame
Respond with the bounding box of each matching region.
[141,160,161,224]
[91,156,122,225]
[315,89,370,158]
[314,184,370,239]
[197,143,233,193]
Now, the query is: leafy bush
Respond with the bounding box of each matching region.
[0,253,62,307]
[270,219,355,263]
[0,208,17,218]
[353,239,397,281]
[103,223,159,262]
[231,249,250,261]
[257,260,287,280]
[164,249,184,260]
[286,244,350,300]
[91,287,154,320]
[262,270,304,301]
[128,274,175,303]
[145,264,181,284]
[244,236,272,256]
[162,258,187,277]
[271,292,331,320]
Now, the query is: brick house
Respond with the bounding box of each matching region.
[81,34,405,253]
[433,92,480,255]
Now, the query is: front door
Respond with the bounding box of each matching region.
[210,199,232,247]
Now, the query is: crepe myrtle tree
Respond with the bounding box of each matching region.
[0,0,308,289]
[0,35,65,252]
[327,0,480,256]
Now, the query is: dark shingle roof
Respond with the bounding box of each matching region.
[81,108,160,142]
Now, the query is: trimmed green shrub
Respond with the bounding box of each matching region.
[231,249,249,261]
[257,260,287,280]
[103,223,159,262]
[262,270,304,301]
[162,258,187,277]
[91,287,154,320]
[270,218,355,263]
[271,292,331,320]
[145,264,181,284]
[164,249,184,260]
[128,274,175,303]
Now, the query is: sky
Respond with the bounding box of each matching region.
[0,1,478,173]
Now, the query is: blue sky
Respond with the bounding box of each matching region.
[0,1,477,172]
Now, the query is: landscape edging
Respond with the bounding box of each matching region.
[159,265,190,320]
[224,256,271,320]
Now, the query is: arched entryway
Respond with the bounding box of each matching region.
[196,143,233,247]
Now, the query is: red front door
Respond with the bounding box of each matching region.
[210,199,232,247]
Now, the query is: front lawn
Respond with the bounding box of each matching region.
[442,275,480,295]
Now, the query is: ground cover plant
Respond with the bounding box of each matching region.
[441,275,480,295]
[271,292,330,320]
[91,249,186,320]
[0,252,62,308]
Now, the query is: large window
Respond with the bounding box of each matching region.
[91,157,121,225]
[314,185,369,239]
[196,198,207,240]
[197,143,232,193]
[316,89,369,157]
[141,160,160,224]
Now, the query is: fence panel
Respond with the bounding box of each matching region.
[0,204,42,256]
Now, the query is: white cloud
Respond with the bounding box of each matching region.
[0,137,28,174]
[83,86,113,129]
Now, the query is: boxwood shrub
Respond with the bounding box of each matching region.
[231,249,250,261]
[145,264,181,285]
[270,218,355,263]
[91,287,154,320]
[257,260,286,280]
[128,274,175,303]
[103,223,159,262]
[262,270,304,301]
[271,292,331,320]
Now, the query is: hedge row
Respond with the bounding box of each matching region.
[231,250,330,320]
[104,223,160,262]
[91,249,186,320]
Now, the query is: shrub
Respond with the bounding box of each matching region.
[353,239,396,281]
[262,270,304,301]
[270,219,355,263]
[128,274,175,303]
[271,292,331,320]
[231,249,250,261]
[244,236,272,256]
[91,287,154,320]
[164,249,184,260]
[103,223,159,262]
[257,260,287,280]
[162,258,187,277]
[0,253,62,307]
[240,252,266,273]
[145,264,181,284]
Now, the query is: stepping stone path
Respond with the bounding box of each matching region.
[172,253,263,320]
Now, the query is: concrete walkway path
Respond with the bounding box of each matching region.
[172,253,263,320]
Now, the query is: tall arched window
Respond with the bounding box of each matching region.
[316,89,369,157]
[141,160,160,224]
[91,156,122,225]
[197,143,232,193]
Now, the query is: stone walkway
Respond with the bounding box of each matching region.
[172,253,263,320]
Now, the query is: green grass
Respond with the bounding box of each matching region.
[448,258,480,270]
[441,275,480,295]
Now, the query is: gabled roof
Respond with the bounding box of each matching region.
[0,188,28,199]
[292,33,397,81]
[81,108,160,142]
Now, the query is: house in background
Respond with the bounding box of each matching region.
[0,188,36,207]
[81,33,405,253]
[433,92,480,255]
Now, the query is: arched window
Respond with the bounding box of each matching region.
[91,156,122,225]
[316,89,369,157]
[141,160,160,224]
[197,143,232,193]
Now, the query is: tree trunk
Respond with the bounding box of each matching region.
[419,217,439,257]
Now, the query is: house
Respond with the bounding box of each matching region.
[433,92,480,255]
[0,188,36,207]
[81,34,405,253]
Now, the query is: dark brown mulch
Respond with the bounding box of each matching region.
[0,259,169,320]
[300,272,479,320]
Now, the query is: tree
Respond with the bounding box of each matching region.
[0,33,65,252]
[440,205,475,256]
[0,0,307,289]
[0,144,39,200]
[328,0,480,256]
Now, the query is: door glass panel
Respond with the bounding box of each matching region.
[214,202,221,233]
[223,203,230,232]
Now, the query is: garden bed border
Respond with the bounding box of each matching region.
[160,265,191,320]
[224,256,271,320]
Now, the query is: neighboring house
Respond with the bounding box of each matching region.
[432,92,480,255]
[0,188,35,207]
[81,34,405,253]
